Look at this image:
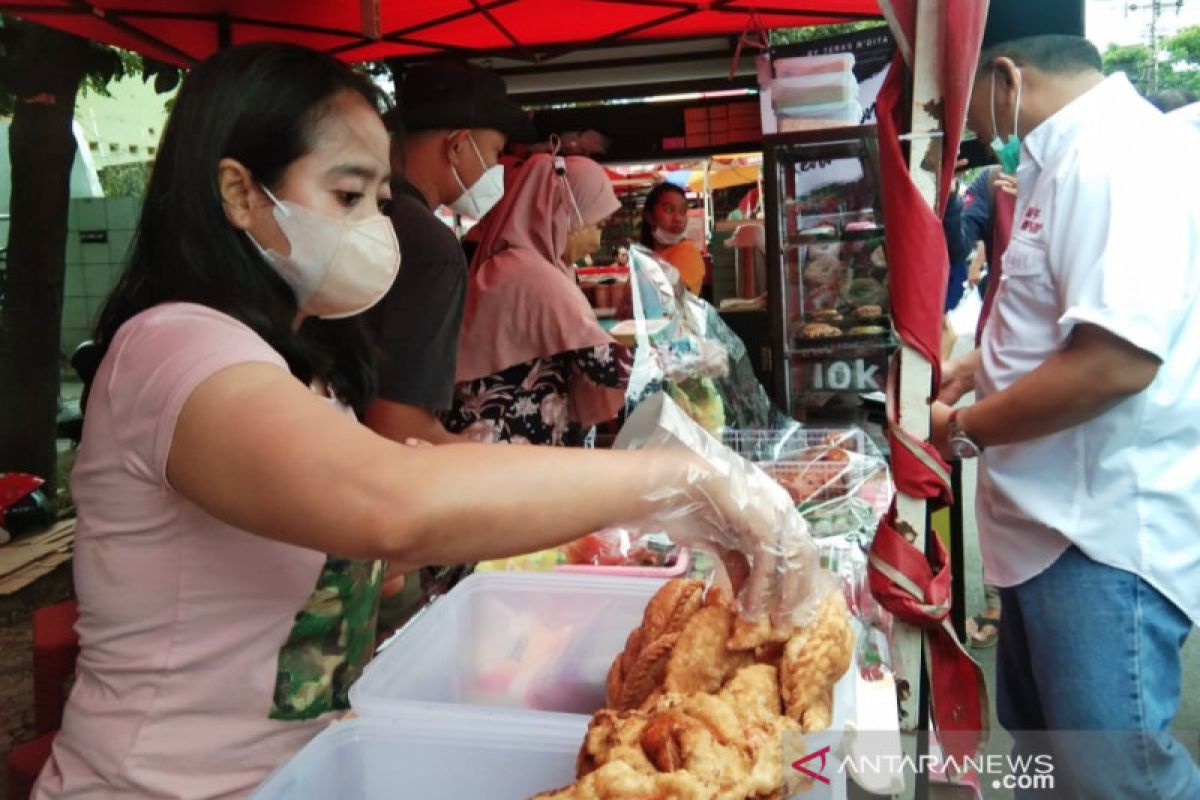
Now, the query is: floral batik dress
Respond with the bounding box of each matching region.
[444,344,632,446]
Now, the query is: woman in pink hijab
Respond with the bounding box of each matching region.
[446,153,630,445]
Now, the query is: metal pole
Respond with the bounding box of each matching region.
[892,1,944,796]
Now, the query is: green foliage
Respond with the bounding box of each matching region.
[98,162,150,198]
[1102,42,1152,85]
[1166,24,1200,65]
[0,15,180,111]
[1103,29,1200,98]
[770,21,887,46]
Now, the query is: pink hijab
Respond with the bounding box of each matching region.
[455,153,624,428]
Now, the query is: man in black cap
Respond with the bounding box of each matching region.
[933,8,1200,797]
[364,61,535,444]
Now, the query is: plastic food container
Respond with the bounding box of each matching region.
[555,546,690,578]
[350,572,666,718]
[772,72,858,108]
[250,711,585,800]
[774,53,856,78]
[334,571,873,800]
[778,101,865,131]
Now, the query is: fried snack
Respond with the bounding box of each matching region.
[663,605,754,696]
[716,664,781,724]
[799,321,842,339]
[780,592,854,732]
[533,760,710,800]
[605,579,705,710]
[659,685,807,800]
[642,579,705,645]
[576,709,655,777]
[762,463,832,505]
[618,632,678,711]
[808,308,843,322]
[543,579,855,800]
[728,616,793,651]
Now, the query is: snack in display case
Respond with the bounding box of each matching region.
[723,425,893,541]
[764,126,899,413]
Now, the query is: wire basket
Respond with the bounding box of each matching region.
[723,426,893,535]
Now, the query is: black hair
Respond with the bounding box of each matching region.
[976,35,1102,76]
[1149,88,1197,113]
[638,182,688,249]
[90,42,388,416]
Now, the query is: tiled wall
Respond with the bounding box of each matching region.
[61,196,139,355]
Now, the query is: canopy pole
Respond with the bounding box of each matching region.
[360,0,382,40]
[892,0,944,796]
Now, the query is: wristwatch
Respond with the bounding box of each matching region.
[948,409,983,459]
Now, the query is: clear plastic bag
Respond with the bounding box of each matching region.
[624,245,789,433]
[614,391,836,626]
[817,533,897,682]
[722,426,894,540]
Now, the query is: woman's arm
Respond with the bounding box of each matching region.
[169,363,701,565]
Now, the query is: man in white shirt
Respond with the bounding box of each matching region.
[933,34,1200,798]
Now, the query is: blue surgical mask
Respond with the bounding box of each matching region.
[990,69,1023,175]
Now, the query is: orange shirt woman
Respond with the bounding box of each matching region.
[639,182,705,295]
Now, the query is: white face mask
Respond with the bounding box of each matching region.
[449,134,504,219]
[652,226,687,246]
[251,186,401,319]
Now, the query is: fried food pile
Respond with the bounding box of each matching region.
[532,579,854,800]
[761,444,853,506]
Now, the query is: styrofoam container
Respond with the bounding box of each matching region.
[350,572,666,718]
[251,711,586,800]
[772,72,858,107]
[774,53,856,78]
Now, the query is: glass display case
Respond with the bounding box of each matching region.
[763,126,895,421]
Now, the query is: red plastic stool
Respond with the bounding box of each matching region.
[5,600,79,800]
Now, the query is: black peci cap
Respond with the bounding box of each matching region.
[389,60,536,143]
[982,0,1086,50]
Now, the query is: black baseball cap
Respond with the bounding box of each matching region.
[981,0,1085,49]
[390,60,536,143]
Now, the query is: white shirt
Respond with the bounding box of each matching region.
[976,73,1200,623]
[1168,101,1200,133]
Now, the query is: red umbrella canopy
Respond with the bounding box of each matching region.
[0,1,883,66]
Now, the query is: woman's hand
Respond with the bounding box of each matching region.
[649,453,829,629]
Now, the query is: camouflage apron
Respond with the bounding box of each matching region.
[269,556,383,720]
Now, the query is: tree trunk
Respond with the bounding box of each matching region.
[0,23,91,493]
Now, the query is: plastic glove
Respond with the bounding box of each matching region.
[615,393,835,627]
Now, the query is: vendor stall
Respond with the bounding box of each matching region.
[1,2,994,798]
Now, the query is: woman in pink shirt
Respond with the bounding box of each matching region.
[34,43,811,799]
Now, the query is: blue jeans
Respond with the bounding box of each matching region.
[997,546,1199,799]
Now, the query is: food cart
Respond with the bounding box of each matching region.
[0,1,994,797]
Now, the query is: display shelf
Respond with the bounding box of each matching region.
[763,126,896,415]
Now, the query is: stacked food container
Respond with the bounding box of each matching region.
[760,53,864,133]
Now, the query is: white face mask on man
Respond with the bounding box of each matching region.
[250,186,401,319]
[449,133,505,219]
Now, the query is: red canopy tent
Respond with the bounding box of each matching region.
[0,0,882,66]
